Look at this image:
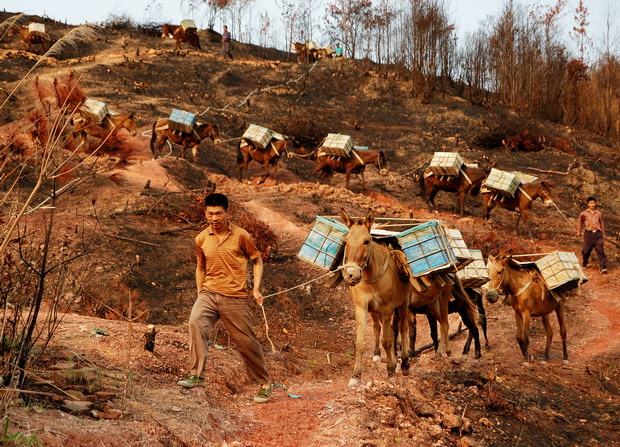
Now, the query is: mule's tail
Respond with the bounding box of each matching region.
[416,167,427,196]
[470,181,482,197]
[150,121,158,159]
[453,276,479,327]
[236,140,244,165]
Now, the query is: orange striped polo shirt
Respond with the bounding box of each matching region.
[195,223,261,298]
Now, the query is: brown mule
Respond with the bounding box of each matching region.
[486,254,568,364]
[150,119,220,163]
[483,181,554,234]
[161,24,201,51]
[312,149,388,189]
[8,25,51,52]
[415,165,488,216]
[236,138,290,185]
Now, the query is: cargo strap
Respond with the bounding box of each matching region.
[352,150,365,166]
[513,277,534,297]
[270,140,280,157]
[518,185,533,202]
[155,124,169,131]
[461,169,472,185]
[106,115,116,129]
[192,128,201,140]
[361,252,390,284]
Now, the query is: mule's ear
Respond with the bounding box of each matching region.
[488,254,496,263]
[364,208,375,229]
[340,208,352,228]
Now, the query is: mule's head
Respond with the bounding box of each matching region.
[197,123,220,144]
[376,150,388,176]
[7,25,18,37]
[486,254,513,303]
[539,180,554,208]
[340,208,374,286]
[118,113,137,136]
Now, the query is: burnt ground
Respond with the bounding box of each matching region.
[1,14,619,447]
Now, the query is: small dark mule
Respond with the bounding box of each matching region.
[236,138,290,185]
[486,254,568,364]
[150,119,220,163]
[483,180,554,234]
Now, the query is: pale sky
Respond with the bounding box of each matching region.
[2,0,616,55]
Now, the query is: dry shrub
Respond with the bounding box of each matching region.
[81,277,149,322]
[275,112,328,149]
[229,202,277,261]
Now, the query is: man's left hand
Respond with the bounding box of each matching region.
[253,289,264,306]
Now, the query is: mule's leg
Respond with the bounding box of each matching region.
[483,196,494,221]
[191,145,198,164]
[556,302,569,364]
[436,294,451,357]
[426,313,439,353]
[360,171,366,190]
[458,189,467,217]
[345,169,352,189]
[274,161,279,185]
[409,311,417,357]
[426,187,438,212]
[380,312,397,378]
[519,310,532,363]
[478,298,490,350]
[398,303,410,375]
[459,307,481,359]
[350,305,368,387]
[371,312,381,362]
[541,314,553,364]
[258,160,270,184]
[238,152,250,182]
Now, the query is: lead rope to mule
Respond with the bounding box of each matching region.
[258,266,344,352]
[550,201,578,232]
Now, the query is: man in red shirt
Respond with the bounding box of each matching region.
[576,197,608,273]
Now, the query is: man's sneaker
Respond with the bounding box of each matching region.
[253,384,272,403]
[177,376,206,388]
[601,268,608,274]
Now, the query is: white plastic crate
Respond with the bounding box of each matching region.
[80,98,108,124]
[457,250,490,288]
[430,152,464,177]
[447,229,474,268]
[483,168,520,197]
[28,23,46,34]
[180,20,197,31]
[242,124,273,149]
[321,133,354,157]
[511,171,538,184]
[535,251,588,292]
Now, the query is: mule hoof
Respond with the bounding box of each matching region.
[402,368,410,377]
[562,359,570,365]
[348,378,359,388]
[522,361,531,367]
[540,360,548,366]
[372,355,381,363]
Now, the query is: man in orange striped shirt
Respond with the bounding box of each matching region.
[177,193,272,403]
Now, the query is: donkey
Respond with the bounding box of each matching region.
[312,149,388,189]
[414,165,488,217]
[161,24,201,51]
[486,254,568,364]
[340,208,459,386]
[483,180,554,234]
[236,138,290,185]
[8,25,51,52]
[150,119,220,163]
[71,112,137,150]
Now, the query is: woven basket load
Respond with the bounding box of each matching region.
[321,133,354,157]
[306,41,318,50]
[396,221,457,278]
[429,152,464,177]
[457,250,490,288]
[323,45,335,55]
[483,168,520,197]
[535,251,589,292]
[28,23,46,34]
[168,108,196,134]
[180,20,197,31]
[511,171,538,184]
[447,229,474,269]
[298,216,349,271]
[242,124,273,149]
[80,98,108,124]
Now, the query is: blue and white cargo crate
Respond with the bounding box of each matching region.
[168,108,197,134]
[298,216,349,271]
[396,221,457,278]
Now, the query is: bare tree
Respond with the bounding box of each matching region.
[325,0,373,59]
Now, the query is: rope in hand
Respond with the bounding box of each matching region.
[257,266,343,353]
[551,202,577,232]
